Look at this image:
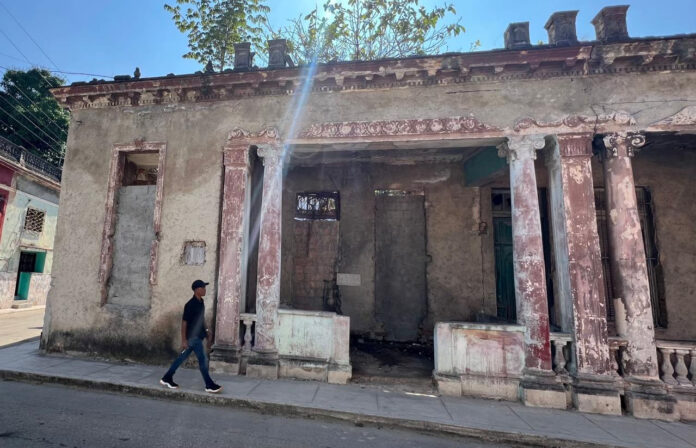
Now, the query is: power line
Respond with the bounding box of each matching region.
[0,103,64,157]
[0,72,69,139]
[0,95,65,148]
[0,116,64,166]
[0,1,61,70]
[0,62,114,79]
[0,94,66,145]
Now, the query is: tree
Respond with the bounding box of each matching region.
[164,0,270,71]
[283,0,467,64]
[0,69,68,166]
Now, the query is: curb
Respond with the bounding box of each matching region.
[0,369,622,448]
[0,305,45,315]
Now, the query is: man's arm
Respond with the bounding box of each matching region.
[180,320,188,351]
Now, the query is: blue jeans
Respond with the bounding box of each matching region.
[163,337,214,388]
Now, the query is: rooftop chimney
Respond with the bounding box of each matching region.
[504,22,531,50]
[545,11,579,46]
[267,39,288,69]
[234,42,254,71]
[592,5,630,43]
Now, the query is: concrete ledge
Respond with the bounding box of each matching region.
[0,368,621,448]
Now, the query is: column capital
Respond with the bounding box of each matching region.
[555,132,594,158]
[257,144,283,166]
[602,132,646,158]
[498,134,546,163]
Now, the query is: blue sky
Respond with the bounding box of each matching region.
[0,0,694,84]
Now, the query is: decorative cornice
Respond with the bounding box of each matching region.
[602,132,646,158]
[647,106,696,131]
[298,115,500,140]
[514,112,636,134]
[50,35,696,111]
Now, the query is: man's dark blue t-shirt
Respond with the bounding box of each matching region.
[182,296,207,340]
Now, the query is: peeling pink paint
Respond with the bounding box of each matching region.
[254,145,283,353]
[213,144,250,348]
[602,132,659,379]
[555,133,612,375]
[502,135,552,371]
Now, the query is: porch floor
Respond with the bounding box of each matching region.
[349,339,435,393]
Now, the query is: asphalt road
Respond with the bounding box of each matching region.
[0,381,519,448]
[0,308,44,347]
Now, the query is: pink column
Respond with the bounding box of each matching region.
[501,135,553,372]
[602,132,659,379]
[247,144,282,378]
[547,133,619,414]
[210,145,250,372]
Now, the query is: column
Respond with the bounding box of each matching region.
[602,132,659,379]
[501,135,566,409]
[210,145,251,374]
[602,133,673,420]
[247,144,283,379]
[546,133,620,415]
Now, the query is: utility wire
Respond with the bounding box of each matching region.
[0,96,63,146]
[0,116,64,166]
[0,73,68,139]
[0,103,64,156]
[0,1,61,70]
[0,95,65,149]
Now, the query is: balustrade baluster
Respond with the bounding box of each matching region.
[659,347,678,385]
[242,318,254,354]
[553,340,568,374]
[690,349,696,386]
[674,349,692,386]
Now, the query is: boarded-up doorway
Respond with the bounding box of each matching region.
[374,190,427,341]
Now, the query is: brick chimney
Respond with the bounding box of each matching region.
[592,5,630,43]
[545,11,579,46]
[504,22,531,50]
[234,42,254,71]
[267,39,288,69]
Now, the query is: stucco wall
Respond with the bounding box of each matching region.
[43,68,696,359]
[282,162,490,339]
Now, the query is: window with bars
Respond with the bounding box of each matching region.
[295,191,340,220]
[595,187,667,328]
[24,207,46,233]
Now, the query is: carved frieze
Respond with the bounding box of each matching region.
[514,112,636,133]
[298,115,500,139]
[648,106,696,130]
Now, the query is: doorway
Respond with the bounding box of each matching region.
[374,190,428,342]
[15,251,45,300]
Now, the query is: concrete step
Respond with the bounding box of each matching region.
[11,301,32,309]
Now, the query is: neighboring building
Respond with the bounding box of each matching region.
[0,136,61,309]
[44,6,696,421]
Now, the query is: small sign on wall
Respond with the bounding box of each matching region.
[336,273,360,286]
[182,241,206,266]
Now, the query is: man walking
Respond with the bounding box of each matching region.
[160,280,222,393]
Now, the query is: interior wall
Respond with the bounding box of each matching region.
[281,161,492,340]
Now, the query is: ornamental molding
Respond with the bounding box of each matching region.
[297,115,500,140]
[227,127,280,142]
[602,132,646,158]
[497,135,546,163]
[514,112,636,134]
[648,106,696,130]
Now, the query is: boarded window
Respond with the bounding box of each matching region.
[24,208,45,233]
[295,191,340,220]
[182,241,206,266]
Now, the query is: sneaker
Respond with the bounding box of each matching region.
[159,377,179,389]
[205,383,222,394]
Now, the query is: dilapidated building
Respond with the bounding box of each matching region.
[0,136,60,310]
[43,6,696,421]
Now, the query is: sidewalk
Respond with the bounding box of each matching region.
[1,341,695,448]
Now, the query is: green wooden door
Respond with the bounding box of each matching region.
[494,217,516,322]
